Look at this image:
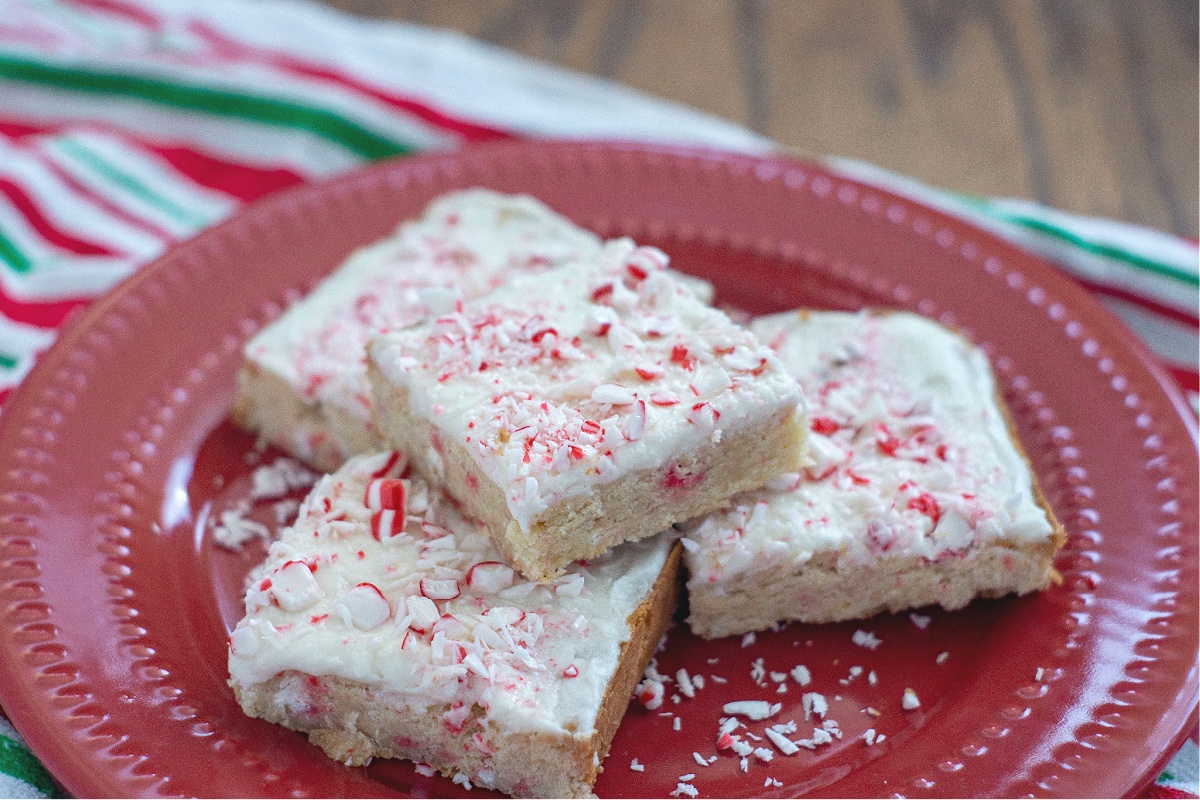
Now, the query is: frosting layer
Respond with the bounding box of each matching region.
[368,239,805,531]
[228,451,674,738]
[684,310,1056,582]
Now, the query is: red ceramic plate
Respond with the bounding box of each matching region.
[0,141,1195,799]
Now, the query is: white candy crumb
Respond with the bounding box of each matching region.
[731,739,754,758]
[750,657,766,685]
[671,782,699,798]
[769,671,788,683]
[693,674,705,689]
[776,683,788,694]
[765,778,783,788]
[707,657,720,665]
[863,728,877,746]
[630,758,645,772]
[250,458,317,500]
[272,498,300,524]
[909,612,931,629]
[765,726,800,755]
[936,651,950,665]
[1035,666,1045,681]
[753,747,774,762]
[739,756,749,772]
[741,632,757,647]
[790,664,812,686]
[718,717,741,737]
[452,772,472,790]
[822,718,842,739]
[852,629,882,650]
[711,675,727,684]
[902,688,921,710]
[693,752,709,767]
[801,692,828,720]
[211,506,271,550]
[673,716,682,731]
[723,700,780,721]
[868,670,878,685]
[414,763,435,777]
[878,733,887,743]
[677,668,696,698]
[679,773,696,781]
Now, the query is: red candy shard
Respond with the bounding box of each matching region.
[811,416,840,435]
[907,491,941,524]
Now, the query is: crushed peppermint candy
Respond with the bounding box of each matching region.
[910,612,932,629]
[764,726,800,756]
[936,651,950,665]
[676,668,696,698]
[211,505,271,550]
[250,457,318,500]
[790,664,812,686]
[902,688,922,710]
[630,758,645,772]
[801,692,828,720]
[723,701,781,721]
[851,629,883,650]
[671,783,699,798]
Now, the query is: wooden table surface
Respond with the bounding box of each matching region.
[319,0,1198,240]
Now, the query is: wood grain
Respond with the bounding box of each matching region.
[320,0,1198,237]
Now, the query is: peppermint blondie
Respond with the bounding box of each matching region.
[683,310,1065,638]
[228,451,682,798]
[367,239,807,582]
[233,190,604,472]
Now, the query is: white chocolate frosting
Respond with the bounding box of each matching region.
[243,190,604,439]
[227,451,674,739]
[683,310,1056,583]
[368,239,805,532]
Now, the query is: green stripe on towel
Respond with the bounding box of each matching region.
[958,196,1199,287]
[0,53,413,161]
[0,733,62,798]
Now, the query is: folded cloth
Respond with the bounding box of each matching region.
[0,1,1194,797]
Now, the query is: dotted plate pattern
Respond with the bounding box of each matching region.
[0,141,1195,798]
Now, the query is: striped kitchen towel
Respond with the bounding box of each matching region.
[0,1,1195,797]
